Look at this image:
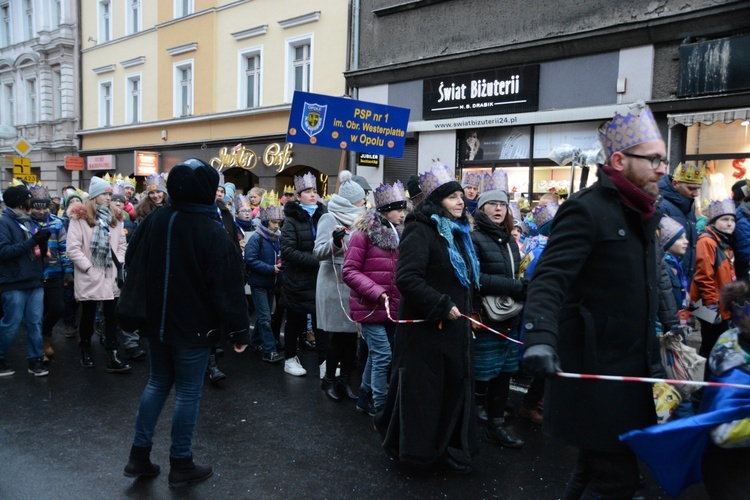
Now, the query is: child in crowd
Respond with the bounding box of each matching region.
[659,216,689,313]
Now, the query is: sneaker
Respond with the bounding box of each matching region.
[284,356,307,376]
[356,391,376,417]
[28,359,50,377]
[64,324,77,338]
[0,360,15,377]
[124,346,146,360]
[319,360,327,380]
[262,352,284,363]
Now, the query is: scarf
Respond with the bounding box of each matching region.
[3,207,32,241]
[300,202,318,217]
[91,205,113,270]
[465,198,478,216]
[236,218,255,232]
[430,214,481,289]
[327,194,366,228]
[601,165,657,221]
[256,223,280,243]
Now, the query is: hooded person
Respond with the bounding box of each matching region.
[376,164,480,474]
[121,157,250,487]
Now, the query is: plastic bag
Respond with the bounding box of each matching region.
[659,329,706,397]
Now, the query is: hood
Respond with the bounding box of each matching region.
[353,209,402,251]
[167,159,219,205]
[658,175,695,214]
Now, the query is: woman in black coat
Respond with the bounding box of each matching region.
[471,188,526,448]
[376,166,480,474]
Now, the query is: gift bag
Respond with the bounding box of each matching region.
[659,329,706,397]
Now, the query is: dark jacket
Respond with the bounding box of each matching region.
[733,202,750,282]
[245,228,281,290]
[657,175,698,282]
[471,210,525,332]
[377,201,478,465]
[0,209,45,292]
[124,206,250,348]
[524,168,661,453]
[279,200,327,313]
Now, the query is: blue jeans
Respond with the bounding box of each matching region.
[0,288,44,361]
[250,287,277,354]
[133,338,211,458]
[360,323,394,410]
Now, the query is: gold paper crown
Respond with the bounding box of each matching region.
[671,162,706,185]
[598,104,663,160]
[120,176,136,188]
[258,190,284,221]
[283,184,295,195]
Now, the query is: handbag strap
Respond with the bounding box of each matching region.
[506,243,514,279]
[111,249,121,268]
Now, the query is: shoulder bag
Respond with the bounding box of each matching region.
[481,242,524,322]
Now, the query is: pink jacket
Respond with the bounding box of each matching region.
[342,210,401,324]
[66,204,127,301]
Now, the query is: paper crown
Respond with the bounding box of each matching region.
[283,184,295,195]
[217,171,225,187]
[462,171,484,189]
[706,198,736,223]
[144,173,167,193]
[259,190,284,221]
[658,216,686,250]
[28,182,50,200]
[598,104,663,160]
[532,203,559,228]
[235,194,252,211]
[418,164,455,198]
[119,175,136,188]
[671,162,706,185]
[110,182,126,198]
[509,201,522,225]
[374,181,407,209]
[483,169,509,193]
[293,172,317,193]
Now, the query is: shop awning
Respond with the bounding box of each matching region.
[668,107,750,127]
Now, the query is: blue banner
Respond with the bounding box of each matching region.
[287,91,410,158]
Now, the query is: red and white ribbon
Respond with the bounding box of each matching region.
[383,296,426,323]
[462,314,524,345]
[557,371,750,390]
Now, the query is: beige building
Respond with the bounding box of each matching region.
[79,0,351,195]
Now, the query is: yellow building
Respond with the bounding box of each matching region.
[79,0,351,195]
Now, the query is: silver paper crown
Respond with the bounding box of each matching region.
[374,181,407,209]
[259,204,284,222]
[144,173,167,193]
[508,201,522,225]
[598,104,663,160]
[462,171,484,188]
[418,164,455,198]
[706,198,736,222]
[293,172,317,193]
[28,183,50,200]
[110,182,126,197]
[235,194,252,210]
[658,216,686,249]
[532,203,559,228]
[483,169,509,193]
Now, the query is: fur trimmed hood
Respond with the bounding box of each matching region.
[67,203,124,224]
[353,209,402,251]
[283,199,327,223]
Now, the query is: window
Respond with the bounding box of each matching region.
[126,73,141,124]
[23,0,33,40]
[174,0,193,18]
[173,61,193,117]
[127,0,141,35]
[286,35,312,101]
[2,82,13,125]
[98,0,111,43]
[54,0,62,26]
[52,69,62,119]
[1,3,11,47]
[99,80,113,127]
[239,49,261,109]
[25,78,36,123]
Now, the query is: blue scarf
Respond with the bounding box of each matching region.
[300,203,317,217]
[431,214,480,289]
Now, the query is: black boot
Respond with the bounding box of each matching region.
[168,455,212,487]
[475,391,488,423]
[321,376,341,401]
[123,445,161,478]
[485,418,524,448]
[80,345,94,368]
[105,350,132,373]
[206,355,226,384]
[335,376,358,401]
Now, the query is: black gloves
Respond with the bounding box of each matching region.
[32,229,51,245]
[516,279,530,301]
[332,228,347,248]
[523,344,561,378]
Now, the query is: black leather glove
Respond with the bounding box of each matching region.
[516,279,529,301]
[523,344,561,378]
[332,228,347,248]
[32,229,51,245]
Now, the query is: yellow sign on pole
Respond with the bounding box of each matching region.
[11,137,33,157]
[15,174,37,183]
[12,157,31,175]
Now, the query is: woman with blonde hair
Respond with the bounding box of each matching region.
[249,187,266,219]
[66,176,130,372]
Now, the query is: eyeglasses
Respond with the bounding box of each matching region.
[621,152,668,170]
[238,209,252,214]
[484,202,508,210]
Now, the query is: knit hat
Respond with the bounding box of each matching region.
[337,170,366,204]
[2,185,32,208]
[476,189,509,209]
[706,198,736,224]
[406,175,422,199]
[658,216,686,251]
[224,182,237,199]
[64,191,83,208]
[89,176,113,199]
[351,175,372,193]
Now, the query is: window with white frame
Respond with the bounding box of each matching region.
[173,61,193,117]
[23,0,33,40]
[239,49,261,109]
[52,69,62,119]
[126,73,141,124]
[286,35,312,101]
[25,77,36,123]
[98,0,111,43]
[2,82,14,125]
[54,0,62,27]
[1,2,11,47]
[174,0,193,18]
[127,0,141,35]
[99,80,113,127]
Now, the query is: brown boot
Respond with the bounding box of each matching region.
[43,338,55,359]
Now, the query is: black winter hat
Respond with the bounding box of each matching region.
[3,185,33,208]
[166,158,219,205]
[406,175,421,198]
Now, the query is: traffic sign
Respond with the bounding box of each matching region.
[13,157,31,175]
[15,174,37,183]
[11,137,33,157]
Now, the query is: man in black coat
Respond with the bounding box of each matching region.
[523,105,667,498]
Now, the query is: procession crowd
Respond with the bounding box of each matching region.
[1,104,749,497]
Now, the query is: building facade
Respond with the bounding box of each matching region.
[0,0,79,194]
[78,0,352,197]
[346,0,750,206]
